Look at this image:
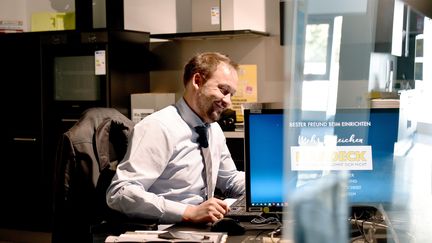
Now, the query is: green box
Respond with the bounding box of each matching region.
[31,12,75,31]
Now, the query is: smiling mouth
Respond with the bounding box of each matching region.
[214,103,225,112]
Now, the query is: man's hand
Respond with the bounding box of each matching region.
[182,197,230,223]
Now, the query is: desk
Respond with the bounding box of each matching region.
[97,222,281,243]
[96,214,404,243]
[164,222,281,243]
[97,222,401,243]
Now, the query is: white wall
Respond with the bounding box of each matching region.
[0,0,27,31]
[0,0,74,32]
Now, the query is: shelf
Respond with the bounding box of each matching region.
[224,131,244,138]
[150,29,270,41]
[370,98,400,108]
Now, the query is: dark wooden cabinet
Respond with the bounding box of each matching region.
[226,135,245,172]
[0,29,150,231]
[0,32,50,231]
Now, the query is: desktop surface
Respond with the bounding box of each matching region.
[165,221,282,243]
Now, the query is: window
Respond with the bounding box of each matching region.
[304,16,334,81]
[302,15,342,113]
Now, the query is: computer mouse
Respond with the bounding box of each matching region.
[210,217,246,236]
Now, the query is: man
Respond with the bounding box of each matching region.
[106,52,245,224]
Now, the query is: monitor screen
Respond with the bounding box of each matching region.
[245,109,286,213]
[244,108,399,213]
[285,108,399,206]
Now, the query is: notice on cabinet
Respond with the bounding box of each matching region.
[95,50,106,75]
[132,108,154,124]
[231,64,258,122]
[211,6,220,25]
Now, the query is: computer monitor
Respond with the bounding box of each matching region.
[244,109,286,213]
[244,108,399,214]
[285,108,399,208]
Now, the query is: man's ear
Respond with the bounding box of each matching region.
[192,73,202,89]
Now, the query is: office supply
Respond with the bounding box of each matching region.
[211,218,246,236]
[225,194,262,221]
[105,230,227,243]
[217,109,237,131]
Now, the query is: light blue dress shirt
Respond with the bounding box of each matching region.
[106,98,245,223]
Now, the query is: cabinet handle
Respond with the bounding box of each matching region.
[13,137,37,142]
[61,118,79,122]
[404,6,410,57]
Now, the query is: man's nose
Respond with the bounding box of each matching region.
[222,94,232,107]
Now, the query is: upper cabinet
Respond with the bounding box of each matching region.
[123,0,271,37]
[1,0,272,40]
[374,0,425,58]
[375,0,406,56]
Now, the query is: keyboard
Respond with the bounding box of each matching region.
[225,195,262,221]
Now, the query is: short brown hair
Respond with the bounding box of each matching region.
[183,52,239,86]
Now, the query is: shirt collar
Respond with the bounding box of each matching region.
[175,97,208,128]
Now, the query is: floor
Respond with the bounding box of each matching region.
[0,229,51,243]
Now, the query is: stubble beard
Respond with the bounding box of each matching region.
[197,95,224,123]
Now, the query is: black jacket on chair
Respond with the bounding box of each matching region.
[52,108,156,243]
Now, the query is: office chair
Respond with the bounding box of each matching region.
[52,107,157,243]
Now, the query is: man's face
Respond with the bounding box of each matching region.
[196,63,238,123]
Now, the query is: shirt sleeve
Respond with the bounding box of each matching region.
[106,118,187,223]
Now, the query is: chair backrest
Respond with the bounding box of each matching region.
[52,107,135,243]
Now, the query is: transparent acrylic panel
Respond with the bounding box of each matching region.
[282,0,432,242]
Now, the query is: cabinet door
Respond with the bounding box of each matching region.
[0,33,51,231]
[375,0,406,56]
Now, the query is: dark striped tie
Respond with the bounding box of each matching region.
[195,125,213,198]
